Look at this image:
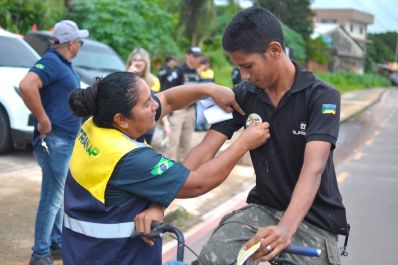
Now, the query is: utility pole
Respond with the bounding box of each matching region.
[395,35,398,63]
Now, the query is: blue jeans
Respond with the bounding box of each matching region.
[31,133,75,259]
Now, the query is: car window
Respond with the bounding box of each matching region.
[0,36,38,67]
[73,44,125,71]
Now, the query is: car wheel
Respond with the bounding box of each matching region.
[0,107,12,153]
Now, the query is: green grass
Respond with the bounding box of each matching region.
[315,72,392,93]
[214,64,233,88]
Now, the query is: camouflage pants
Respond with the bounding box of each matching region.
[198,204,341,265]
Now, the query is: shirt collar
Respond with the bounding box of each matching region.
[246,60,315,95]
[50,48,72,65]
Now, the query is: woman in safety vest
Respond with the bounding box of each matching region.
[63,71,270,265]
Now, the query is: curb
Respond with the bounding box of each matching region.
[340,88,386,122]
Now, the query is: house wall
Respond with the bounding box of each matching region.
[342,21,367,42]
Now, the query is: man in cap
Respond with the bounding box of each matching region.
[164,46,202,161]
[19,20,89,265]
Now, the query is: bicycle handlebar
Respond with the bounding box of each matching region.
[285,245,321,257]
[132,222,321,263]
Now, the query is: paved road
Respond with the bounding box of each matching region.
[337,89,398,264]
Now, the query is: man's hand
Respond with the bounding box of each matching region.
[37,115,52,135]
[209,85,245,116]
[134,203,165,246]
[243,225,291,262]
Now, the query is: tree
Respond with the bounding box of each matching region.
[282,24,307,63]
[253,0,314,40]
[178,0,216,47]
[67,0,180,63]
[306,36,329,64]
[367,35,396,64]
[368,32,398,62]
[0,0,65,34]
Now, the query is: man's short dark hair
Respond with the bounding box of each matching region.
[222,7,285,53]
[165,55,175,63]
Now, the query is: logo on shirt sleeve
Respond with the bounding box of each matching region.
[150,157,174,176]
[34,63,45,70]
[322,104,336,115]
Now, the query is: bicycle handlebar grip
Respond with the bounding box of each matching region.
[285,245,321,257]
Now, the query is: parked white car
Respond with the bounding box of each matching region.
[0,28,39,153]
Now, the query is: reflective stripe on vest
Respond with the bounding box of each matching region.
[64,213,135,239]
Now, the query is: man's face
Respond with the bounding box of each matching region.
[167,59,177,68]
[227,50,278,90]
[70,39,83,58]
[186,54,201,69]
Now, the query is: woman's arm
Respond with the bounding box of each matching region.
[156,83,244,118]
[177,122,270,198]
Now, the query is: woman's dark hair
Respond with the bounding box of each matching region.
[222,6,284,53]
[69,72,140,128]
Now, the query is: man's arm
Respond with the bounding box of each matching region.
[156,83,244,118]
[244,141,331,261]
[19,72,52,134]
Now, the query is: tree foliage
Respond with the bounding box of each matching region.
[306,36,330,64]
[367,32,398,64]
[178,0,216,47]
[254,0,314,40]
[68,0,180,63]
[282,24,306,63]
[0,0,65,34]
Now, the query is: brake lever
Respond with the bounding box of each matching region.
[131,222,169,240]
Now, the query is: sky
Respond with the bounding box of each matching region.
[311,0,398,33]
[214,0,398,33]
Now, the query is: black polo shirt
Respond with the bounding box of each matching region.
[211,63,348,235]
[175,63,201,85]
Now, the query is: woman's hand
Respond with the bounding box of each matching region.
[134,203,165,246]
[238,122,271,151]
[208,85,245,116]
[244,224,292,262]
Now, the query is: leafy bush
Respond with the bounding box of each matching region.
[69,0,181,63]
[283,24,306,63]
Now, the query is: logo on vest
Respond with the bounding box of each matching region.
[292,122,307,136]
[77,129,100,156]
[151,157,174,176]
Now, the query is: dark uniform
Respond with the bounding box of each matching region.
[231,66,241,86]
[199,62,348,265]
[164,63,201,160]
[158,64,179,91]
[63,97,190,265]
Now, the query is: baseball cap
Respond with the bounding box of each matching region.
[187,46,202,56]
[52,20,89,44]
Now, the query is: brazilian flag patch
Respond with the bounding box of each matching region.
[150,157,174,176]
[322,104,336,115]
[34,63,45,70]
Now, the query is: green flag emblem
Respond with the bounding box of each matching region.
[150,157,174,176]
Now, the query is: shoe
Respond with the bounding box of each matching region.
[50,247,62,260]
[29,256,54,265]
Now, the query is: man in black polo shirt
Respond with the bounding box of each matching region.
[185,7,348,265]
